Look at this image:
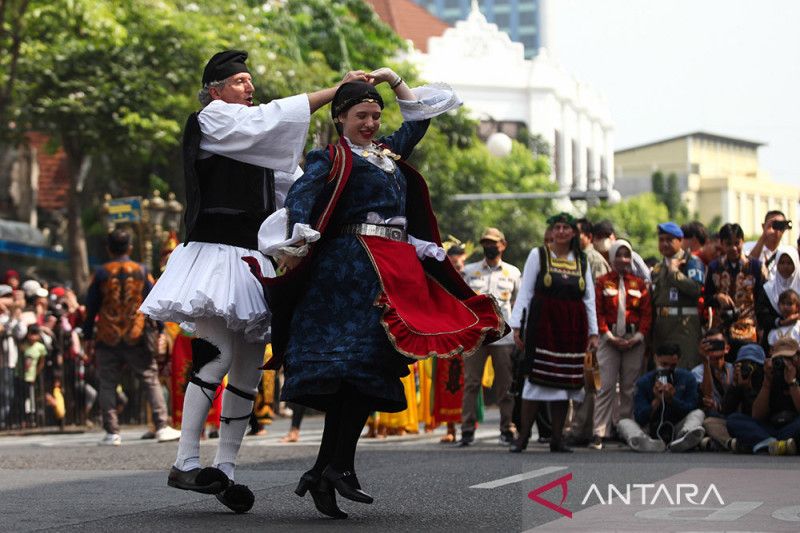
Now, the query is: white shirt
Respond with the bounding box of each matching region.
[197,94,310,173]
[462,260,521,345]
[768,321,800,347]
[743,240,779,280]
[510,248,598,336]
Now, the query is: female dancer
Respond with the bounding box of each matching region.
[251,69,505,518]
[509,212,598,453]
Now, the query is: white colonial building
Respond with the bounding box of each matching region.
[411,1,616,201]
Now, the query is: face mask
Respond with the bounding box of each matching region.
[595,238,611,253]
[483,245,500,260]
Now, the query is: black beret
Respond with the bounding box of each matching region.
[202,50,250,86]
[331,81,384,121]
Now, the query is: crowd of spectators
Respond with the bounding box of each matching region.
[558,210,800,455]
[0,270,95,430]
[2,209,799,459]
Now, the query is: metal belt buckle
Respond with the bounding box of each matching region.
[389,227,404,241]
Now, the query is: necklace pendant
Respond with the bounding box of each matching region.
[361,150,370,158]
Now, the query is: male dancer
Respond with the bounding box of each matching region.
[141,50,367,513]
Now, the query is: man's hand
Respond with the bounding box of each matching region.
[702,396,717,411]
[668,257,682,273]
[733,364,753,390]
[653,380,664,396]
[715,293,735,309]
[664,382,676,402]
[785,358,798,385]
[763,358,774,386]
[513,328,524,351]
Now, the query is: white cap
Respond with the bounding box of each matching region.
[21,279,42,297]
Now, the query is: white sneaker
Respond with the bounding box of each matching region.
[99,433,122,446]
[670,427,705,452]
[629,435,666,453]
[155,426,181,443]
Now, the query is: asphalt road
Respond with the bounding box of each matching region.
[1,409,798,532]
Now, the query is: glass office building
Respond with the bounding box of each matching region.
[412,0,541,58]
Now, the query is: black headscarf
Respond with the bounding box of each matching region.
[331,81,384,123]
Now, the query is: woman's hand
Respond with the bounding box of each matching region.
[278,255,303,273]
[587,334,599,353]
[513,328,524,351]
[369,67,400,86]
[341,70,370,84]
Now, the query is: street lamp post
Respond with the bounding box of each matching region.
[101,190,183,271]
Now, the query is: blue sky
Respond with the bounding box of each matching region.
[550,0,800,185]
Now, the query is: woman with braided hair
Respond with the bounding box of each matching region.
[509,212,599,453]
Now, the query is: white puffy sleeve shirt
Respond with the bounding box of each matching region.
[509,247,598,335]
[197,94,310,173]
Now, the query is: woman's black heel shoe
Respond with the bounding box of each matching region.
[322,466,374,504]
[295,471,348,519]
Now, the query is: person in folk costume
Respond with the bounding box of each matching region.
[509,212,599,453]
[139,49,369,513]
[250,72,506,519]
[428,241,469,442]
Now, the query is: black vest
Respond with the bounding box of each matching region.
[182,112,276,250]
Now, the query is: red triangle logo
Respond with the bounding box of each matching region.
[528,472,573,518]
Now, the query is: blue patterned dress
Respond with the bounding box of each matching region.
[281,120,430,412]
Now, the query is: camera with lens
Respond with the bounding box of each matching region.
[771,220,793,232]
[655,368,673,385]
[705,339,726,352]
[773,355,787,381]
[739,361,756,380]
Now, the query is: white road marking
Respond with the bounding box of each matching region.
[470,466,568,489]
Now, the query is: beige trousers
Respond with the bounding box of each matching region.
[593,338,645,438]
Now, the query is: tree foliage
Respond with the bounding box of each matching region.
[587,193,670,260]
[651,170,688,222]
[7,0,554,285]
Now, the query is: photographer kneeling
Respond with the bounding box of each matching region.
[726,337,800,454]
[617,344,705,452]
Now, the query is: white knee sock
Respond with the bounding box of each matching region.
[212,387,254,481]
[173,382,216,471]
